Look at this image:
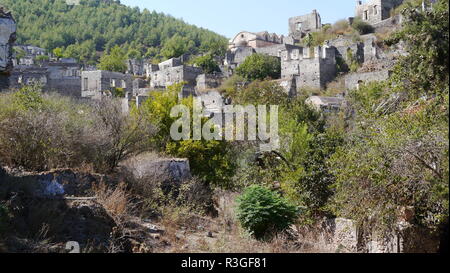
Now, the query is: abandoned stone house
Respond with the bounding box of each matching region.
[355,0,404,24]
[281,45,337,90]
[196,73,224,91]
[126,58,146,76]
[288,10,322,40]
[147,56,204,97]
[9,66,48,87]
[81,70,133,98]
[9,60,83,97]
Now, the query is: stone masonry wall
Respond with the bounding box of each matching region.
[344,70,391,90]
[0,8,16,90]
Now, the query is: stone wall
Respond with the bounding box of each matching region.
[344,70,390,90]
[0,8,16,90]
[196,73,223,91]
[282,46,336,90]
[288,10,322,39]
[328,37,365,65]
[149,64,203,91]
[355,0,404,25]
[81,70,133,98]
[296,217,441,253]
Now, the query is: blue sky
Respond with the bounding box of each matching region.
[121,0,356,38]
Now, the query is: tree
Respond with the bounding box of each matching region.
[236,54,281,81]
[137,83,237,188]
[330,0,449,232]
[98,45,127,73]
[53,47,64,58]
[351,17,374,35]
[192,54,220,74]
[0,0,227,63]
[161,35,195,60]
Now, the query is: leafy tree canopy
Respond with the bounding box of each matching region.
[1,0,228,63]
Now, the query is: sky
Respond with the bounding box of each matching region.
[121,0,357,38]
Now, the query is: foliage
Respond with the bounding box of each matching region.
[351,17,374,35]
[386,0,449,98]
[236,185,298,239]
[227,80,289,106]
[1,0,227,63]
[166,140,237,189]
[161,34,196,59]
[299,19,361,48]
[330,0,449,232]
[13,47,26,60]
[137,83,237,188]
[236,54,281,81]
[98,45,127,73]
[52,47,64,58]
[0,86,154,173]
[191,54,220,74]
[35,55,50,63]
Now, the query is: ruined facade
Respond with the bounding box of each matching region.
[344,70,391,90]
[196,73,224,91]
[355,0,404,24]
[0,7,16,90]
[288,10,322,40]
[281,45,337,90]
[81,70,133,98]
[228,31,284,50]
[126,58,145,76]
[147,56,203,97]
[9,59,82,97]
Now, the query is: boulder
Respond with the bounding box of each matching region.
[123,154,191,183]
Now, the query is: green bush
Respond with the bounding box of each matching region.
[0,86,154,173]
[351,17,374,35]
[236,185,297,239]
[191,54,221,74]
[236,54,281,81]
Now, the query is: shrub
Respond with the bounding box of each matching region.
[98,45,127,73]
[231,80,289,106]
[351,17,374,35]
[236,185,297,239]
[236,54,281,81]
[191,54,221,74]
[0,87,154,173]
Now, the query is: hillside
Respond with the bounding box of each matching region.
[0,0,228,64]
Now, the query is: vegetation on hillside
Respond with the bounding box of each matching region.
[0,0,228,64]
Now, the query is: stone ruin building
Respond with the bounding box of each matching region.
[281,45,337,90]
[288,9,322,41]
[2,1,430,112]
[81,70,133,99]
[9,58,83,97]
[0,7,16,91]
[355,0,404,25]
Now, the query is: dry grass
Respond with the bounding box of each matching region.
[93,181,134,221]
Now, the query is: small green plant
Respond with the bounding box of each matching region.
[236,185,298,240]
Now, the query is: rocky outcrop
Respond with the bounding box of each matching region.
[0,7,16,90]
